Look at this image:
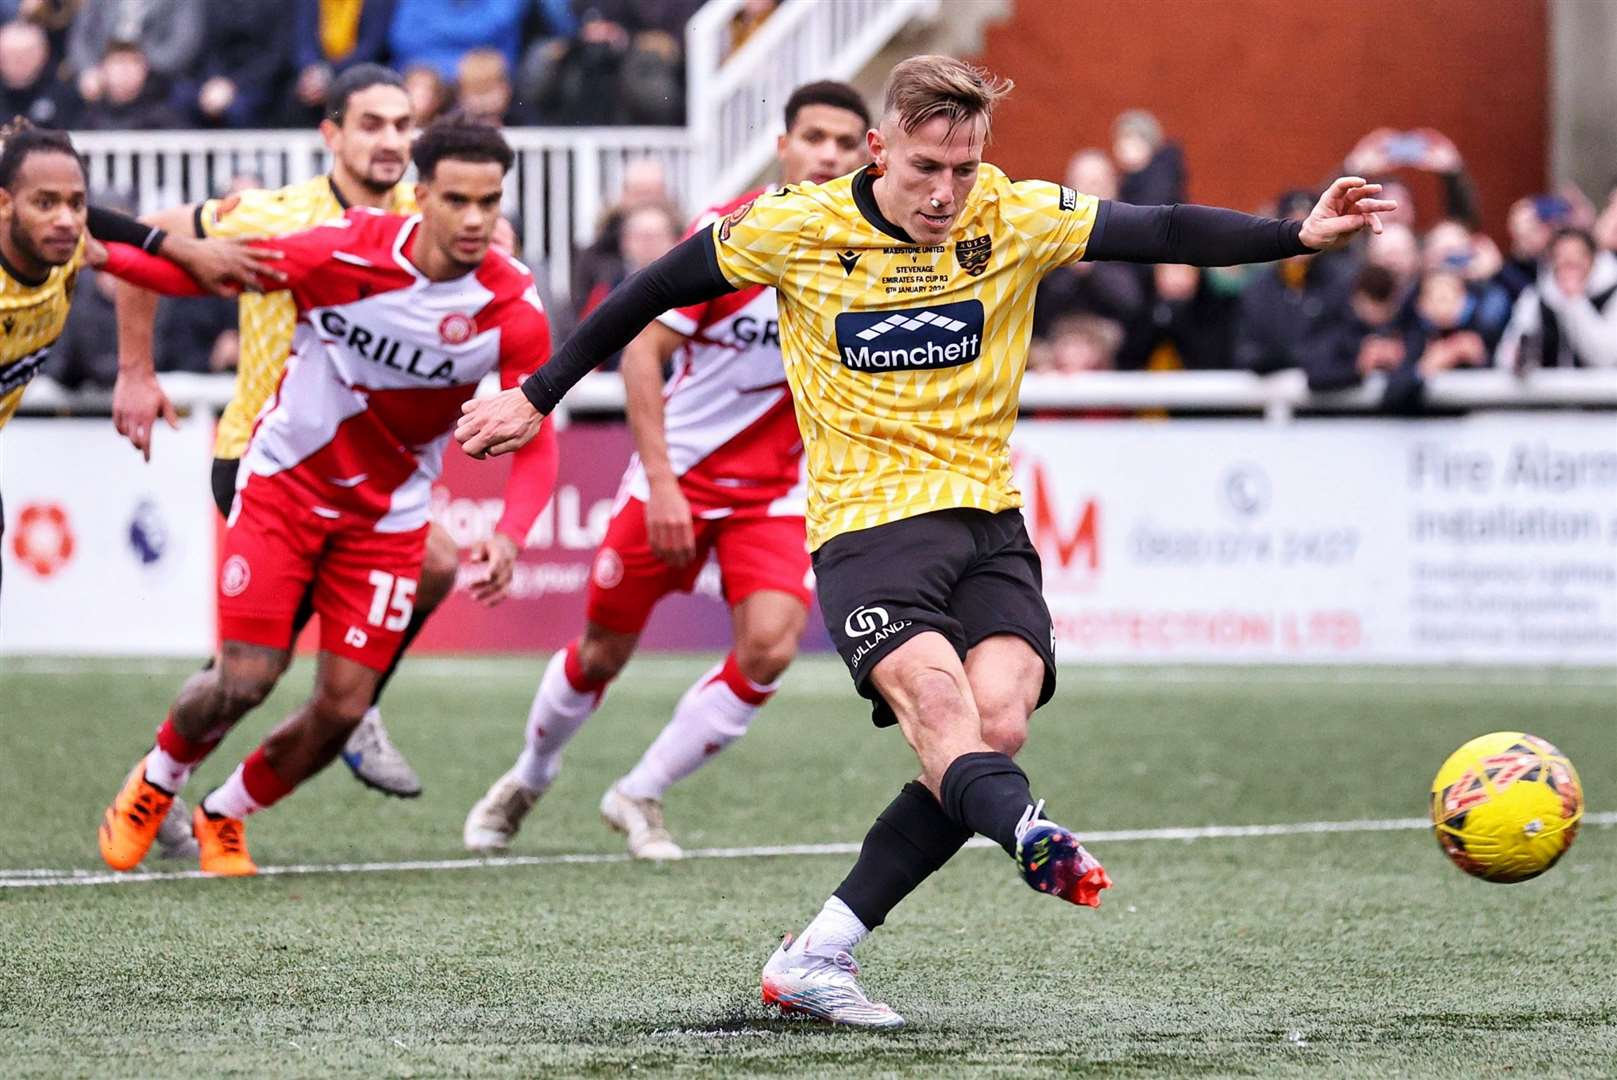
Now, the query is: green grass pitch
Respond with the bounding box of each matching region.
[2,656,1613,1077]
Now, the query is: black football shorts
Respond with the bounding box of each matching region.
[812,507,1056,728]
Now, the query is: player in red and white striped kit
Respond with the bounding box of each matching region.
[464,82,871,859]
[97,118,558,875]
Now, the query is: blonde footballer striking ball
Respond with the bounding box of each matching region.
[1430,732,1583,883]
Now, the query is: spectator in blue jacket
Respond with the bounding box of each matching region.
[388,0,529,82]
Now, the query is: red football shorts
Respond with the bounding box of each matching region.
[217,474,429,671]
[585,496,812,634]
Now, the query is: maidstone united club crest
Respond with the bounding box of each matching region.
[955,235,992,276]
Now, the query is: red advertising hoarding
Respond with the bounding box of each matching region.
[415,421,830,654]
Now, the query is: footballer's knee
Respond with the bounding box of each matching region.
[733,593,805,686]
[212,643,287,718]
[416,526,459,611]
[733,631,796,687]
[978,709,1030,758]
[308,656,378,730]
[576,625,637,684]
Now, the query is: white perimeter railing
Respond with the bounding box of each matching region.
[20,368,1617,423]
[71,127,696,305]
[684,0,940,198]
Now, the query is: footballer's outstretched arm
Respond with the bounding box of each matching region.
[1086,176,1398,265]
[522,231,733,415]
[458,231,734,458]
[88,204,284,295]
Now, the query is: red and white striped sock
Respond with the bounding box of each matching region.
[513,641,609,793]
[201,748,293,820]
[617,652,776,801]
[142,715,223,794]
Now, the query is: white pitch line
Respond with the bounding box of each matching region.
[4,811,1613,891]
[5,656,1615,688]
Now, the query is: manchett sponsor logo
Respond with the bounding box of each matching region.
[833,300,984,372]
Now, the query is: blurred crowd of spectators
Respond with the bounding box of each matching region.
[1031,117,1617,409]
[0,0,781,132]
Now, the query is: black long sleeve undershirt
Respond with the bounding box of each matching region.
[1085,200,1310,266]
[86,205,167,253]
[520,197,1313,415]
[520,229,735,414]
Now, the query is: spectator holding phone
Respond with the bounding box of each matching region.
[1421,219,1511,349]
[1343,127,1480,230]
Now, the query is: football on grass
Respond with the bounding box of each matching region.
[1430,732,1583,883]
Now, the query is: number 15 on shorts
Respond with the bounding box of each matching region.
[367,570,417,631]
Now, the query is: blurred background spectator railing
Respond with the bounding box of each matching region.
[19,367,1617,423]
[683,0,937,200]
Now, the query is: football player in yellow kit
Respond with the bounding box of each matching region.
[457,55,1396,1026]
[0,120,271,593]
[111,66,453,800]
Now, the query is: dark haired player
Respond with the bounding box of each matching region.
[458,53,1396,1027]
[0,120,270,592]
[112,64,507,799]
[96,118,558,875]
[464,80,870,860]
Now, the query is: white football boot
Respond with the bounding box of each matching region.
[761,934,905,1029]
[599,782,683,861]
[155,794,199,860]
[464,769,541,852]
[341,707,423,798]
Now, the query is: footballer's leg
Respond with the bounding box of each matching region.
[465,499,690,852]
[949,511,1109,906]
[463,622,638,852]
[608,515,810,859]
[99,641,289,871]
[606,592,801,858]
[764,510,1105,1026]
[340,524,458,799]
[763,512,980,1027]
[196,651,380,876]
[965,634,1109,906]
[100,472,311,873]
[193,520,421,874]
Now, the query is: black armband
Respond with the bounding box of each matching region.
[87,205,167,253]
[1086,200,1309,266]
[520,229,735,414]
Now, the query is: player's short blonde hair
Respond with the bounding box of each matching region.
[881,55,1013,138]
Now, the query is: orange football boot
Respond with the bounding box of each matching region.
[193,807,258,877]
[99,761,174,871]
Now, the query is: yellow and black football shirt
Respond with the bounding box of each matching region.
[0,233,84,431]
[196,174,416,458]
[707,162,1098,550]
